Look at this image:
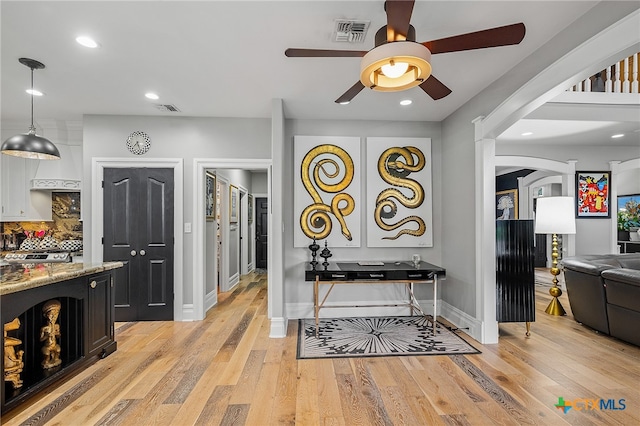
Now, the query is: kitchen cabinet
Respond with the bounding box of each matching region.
[1,155,28,220]
[0,263,120,413]
[0,155,51,222]
[86,272,114,357]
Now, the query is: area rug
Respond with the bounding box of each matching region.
[297,316,480,359]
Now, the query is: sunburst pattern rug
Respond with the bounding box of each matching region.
[297,316,480,359]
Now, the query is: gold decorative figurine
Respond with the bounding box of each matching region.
[4,318,25,389]
[40,299,62,369]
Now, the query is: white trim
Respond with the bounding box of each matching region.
[481,9,640,140]
[439,300,483,341]
[473,11,638,343]
[495,156,575,175]
[228,272,240,290]
[181,304,196,322]
[204,289,217,314]
[269,317,287,338]
[475,137,498,344]
[91,157,184,320]
[192,159,272,321]
[216,176,230,293]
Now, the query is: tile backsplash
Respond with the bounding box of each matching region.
[2,192,82,246]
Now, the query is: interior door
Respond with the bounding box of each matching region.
[255,197,268,269]
[103,168,174,321]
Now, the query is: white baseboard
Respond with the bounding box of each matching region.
[438,300,482,342]
[228,272,240,289]
[269,317,288,338]
[180,304,196,321]
[204,291,217,313]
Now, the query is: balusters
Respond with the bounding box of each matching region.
[614,61,622,93]
[622,57,630,93]
[633,53,639,93]
[568,53,638,94]
[605,65,613,93]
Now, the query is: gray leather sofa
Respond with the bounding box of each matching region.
[561,254,640,346]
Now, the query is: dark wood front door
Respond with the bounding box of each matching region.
[255,197,268,269]
[103,168,174,321]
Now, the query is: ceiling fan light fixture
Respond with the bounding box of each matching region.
[1,58,60,160]
[381,60,409,78]
[360,41,431,92]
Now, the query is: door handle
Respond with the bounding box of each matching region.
[131,250,137,256]
[140,250,146,256]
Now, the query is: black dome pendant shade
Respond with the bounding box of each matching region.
[1,58,60,160]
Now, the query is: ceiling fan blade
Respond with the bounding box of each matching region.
[419,75,452,100]
[335,81,365,104]
[422,23,526,54]
[385,0,415,41]
[285,48,367,58]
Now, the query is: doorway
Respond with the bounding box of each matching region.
[194,159,272,321]
[255,197,268,269]
[103,168,175,321]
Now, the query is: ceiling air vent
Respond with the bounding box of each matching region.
[333,19,370,43]
[154,104,181,112]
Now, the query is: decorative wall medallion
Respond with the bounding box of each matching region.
[126,131,151,155]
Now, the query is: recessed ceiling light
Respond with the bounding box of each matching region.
[339,101,350,105]
[26,89,43,96]
[400,99,412,106]
[145,93,159,100]
[521,132,533,136]
[611,133,624,138]
[76,36,99,48]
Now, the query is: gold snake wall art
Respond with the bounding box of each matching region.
[300,144,356,241]
[375,146,426,240]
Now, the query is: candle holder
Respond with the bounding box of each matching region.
[308,238,320,271]
[320,241,332,270]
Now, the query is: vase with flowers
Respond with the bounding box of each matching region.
[618,199,640,241]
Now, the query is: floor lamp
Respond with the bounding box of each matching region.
[534,196,576,316]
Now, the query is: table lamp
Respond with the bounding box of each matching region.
[534,196,576,316]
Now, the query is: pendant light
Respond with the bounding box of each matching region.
[1,58,60,160]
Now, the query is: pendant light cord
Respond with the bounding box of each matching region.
[29,67,36,133]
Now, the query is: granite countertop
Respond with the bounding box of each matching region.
[0,262,123,295]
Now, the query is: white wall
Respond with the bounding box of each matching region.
[251,171,268,193]
[496,144,639,255]
[82,115,271,307]
[283,119,442,318]
[216,169,252,285]
[440,2,638,335]
[617,168,640,196]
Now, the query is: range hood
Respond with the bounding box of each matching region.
[30,144,82,191]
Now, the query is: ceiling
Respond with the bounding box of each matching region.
[1,1,637,146]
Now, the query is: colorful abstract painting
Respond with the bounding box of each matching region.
[576,171,611,218]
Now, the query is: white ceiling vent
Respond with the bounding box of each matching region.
[154,104,181,112]
[333,20,370,43]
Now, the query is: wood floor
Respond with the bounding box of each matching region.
[3,270,639,425]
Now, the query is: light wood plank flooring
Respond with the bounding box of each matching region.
[2,270,639,425]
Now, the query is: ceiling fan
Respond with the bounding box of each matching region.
[285,0,526,104]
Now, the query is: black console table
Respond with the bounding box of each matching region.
[305,261,446,336]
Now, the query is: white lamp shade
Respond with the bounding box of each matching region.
[535,196,576,234]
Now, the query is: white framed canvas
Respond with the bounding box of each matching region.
[366,137,433,247]
[294,135,361,248]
